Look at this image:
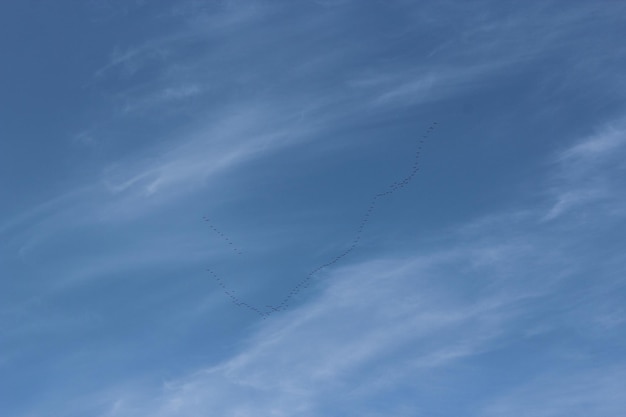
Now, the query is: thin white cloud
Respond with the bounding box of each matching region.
[98,101,319,206]
[76,0,622,226]
[559,122,626,163]
[118,83,207,114]
[354,62,510,109]
[349,0,624,112]
[480,366,626,417]
[92,251,523,417]
[84,207,595,417]
[11,103,626,416]
[85,170,623,417]
[544,119,626,220]
[5,3,626,416]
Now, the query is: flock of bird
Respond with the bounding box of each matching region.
[204,121,438,319]
[201,220,243,256]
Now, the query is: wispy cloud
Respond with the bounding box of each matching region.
[544,118,626,220]
[85,188,624,417]
[481,366,626,417]
[4,2,626,416]
[92,253,526,417]
[70,123,626,415]
[100,103,316,199]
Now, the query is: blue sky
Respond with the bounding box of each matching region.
[1,1,626,416]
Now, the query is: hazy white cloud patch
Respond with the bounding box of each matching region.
[94,252,526,417]
[544,118,626,220]
[118,83,207,114]
[559,122,626,163]
[98,101,318,206]
[86,166,625,417]
[354,62,510,109]
[3,2,626,417]
[481,366,626,417]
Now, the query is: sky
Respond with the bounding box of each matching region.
[1,1,626,416]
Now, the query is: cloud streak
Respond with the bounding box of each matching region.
[64,119,625,416]
[3,2,626,416]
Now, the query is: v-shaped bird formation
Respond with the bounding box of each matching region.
[204,121,439,319]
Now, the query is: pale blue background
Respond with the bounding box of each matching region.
[1,1,626,416]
